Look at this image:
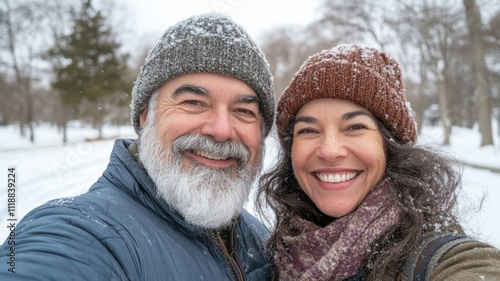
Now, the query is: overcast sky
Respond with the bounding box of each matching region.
[119,0,323,54]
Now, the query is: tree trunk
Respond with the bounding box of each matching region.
[61,107,70,144]
[416,66,429,135]
[463,0,494,146]
[437,78,451,145]
[98,123,103,140]
[62,121,68,144]
[26,84,35,143]
[18,121,25,137]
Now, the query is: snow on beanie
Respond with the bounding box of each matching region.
[276,44,417,145]
[131,13,275,136]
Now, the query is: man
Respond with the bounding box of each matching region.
[0,13,274,280]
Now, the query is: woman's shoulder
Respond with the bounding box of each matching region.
[431,239,500,280]
[398,233,500,280]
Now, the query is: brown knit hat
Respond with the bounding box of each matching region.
[277,44,417,145]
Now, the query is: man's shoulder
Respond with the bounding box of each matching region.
[238,210,269,240]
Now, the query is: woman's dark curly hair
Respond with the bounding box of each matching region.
[257,117,464,280]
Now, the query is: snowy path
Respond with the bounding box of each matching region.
[1,140,115,233]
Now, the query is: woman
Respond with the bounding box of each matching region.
[258,44,500,280]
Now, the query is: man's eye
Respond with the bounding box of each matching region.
[236,108,256,117]
[183,100,203,106]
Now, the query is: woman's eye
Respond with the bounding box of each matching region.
[347,123,367,131]
[294,128,318,136]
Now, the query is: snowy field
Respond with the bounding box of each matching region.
[0,122,499,248]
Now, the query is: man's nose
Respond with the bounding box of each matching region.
[200,110,236,142]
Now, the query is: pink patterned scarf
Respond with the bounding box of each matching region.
[275,181,401,281]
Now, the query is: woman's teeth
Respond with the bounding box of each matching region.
[316,172,357,183]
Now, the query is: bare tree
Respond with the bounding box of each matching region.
[485,11,500,136]
[260,24,337,104]
[394,1,465,145]
[318,0,394,49]
[0,73,18,125]
[463,0,494,146]
[0,0,75,142]
[1,0,38,141]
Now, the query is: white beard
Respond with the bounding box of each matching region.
[138,115,262,229]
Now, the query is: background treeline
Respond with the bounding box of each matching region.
[1,0,499,147]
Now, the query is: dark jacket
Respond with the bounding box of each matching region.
[0,139,271,280]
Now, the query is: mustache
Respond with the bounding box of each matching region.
[171,134,251,166]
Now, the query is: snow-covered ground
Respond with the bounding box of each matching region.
[1,122,499,248]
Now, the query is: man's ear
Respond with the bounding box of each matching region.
[139,108,149,128]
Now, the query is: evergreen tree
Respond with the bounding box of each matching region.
[48,0,129,141]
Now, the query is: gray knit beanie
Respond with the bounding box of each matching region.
[130,13,275,136]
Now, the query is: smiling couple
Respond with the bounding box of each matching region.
[2,12,499,281]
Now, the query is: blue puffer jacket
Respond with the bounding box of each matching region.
[0,139,271,280]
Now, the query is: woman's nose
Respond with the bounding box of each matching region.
[316,132,348,162]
